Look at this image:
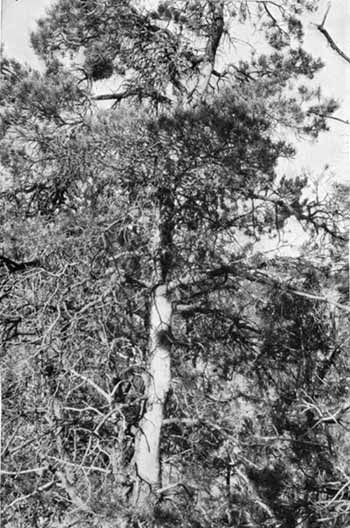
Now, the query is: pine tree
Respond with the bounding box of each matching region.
[1,2,348,527]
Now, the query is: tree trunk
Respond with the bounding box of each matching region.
[133,194,174,511]
[133,284,172,506]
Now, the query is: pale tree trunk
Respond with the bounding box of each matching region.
[133,196,174,511]
[133,284,172,505]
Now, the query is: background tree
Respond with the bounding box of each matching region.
[1,1,349,527]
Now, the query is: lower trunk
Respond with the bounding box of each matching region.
[133,284,172,507]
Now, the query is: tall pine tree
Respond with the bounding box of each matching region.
[1,2,348,527]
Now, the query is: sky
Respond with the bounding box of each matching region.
[0,0,349,251]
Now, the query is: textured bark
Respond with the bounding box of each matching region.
[133,284,172,504]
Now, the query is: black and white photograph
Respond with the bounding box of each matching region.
[1,1,349,526]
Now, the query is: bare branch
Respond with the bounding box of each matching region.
[1,466,48,476]
[246,270,350,313]
[93,90,139,102]
[93,89,171,105]
[56,470,93,512]
[308,111,350,126]
[262,1,288,36]
[317,26,350,65]
[320,2,331,27]
[171,266,350,314]
[316,5,350,65]
[68,368,111,404]
[49,457,109,474]
[3,480,55,513]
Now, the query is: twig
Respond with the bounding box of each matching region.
[320,2,331,27]
[93,89,171,105]
[68,368,111,403]
[308,111,350,126]
[1,465,48,476]
[3,480,55,512]
[48,457,109,474]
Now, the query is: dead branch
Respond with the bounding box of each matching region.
[308,110,350,126]
[1,466,48,476]
[56,470,93,512]
[316,5,350,65]
[68,368,111,404]
[3,480,55,513]
[93,89,171,105]
[170,266,350,314]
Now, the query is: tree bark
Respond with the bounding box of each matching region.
[133,195,174,511]
[133,284,172,506]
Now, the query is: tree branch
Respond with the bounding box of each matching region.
[93,89,171,105]
[1,466,48,476]
[68,368,111,404]
[3,480,55,513]
[244,269,350,313]
[170,266,350,314]
[200,0,225,100]
[308,111,350,126]
[320,2,331,27]
[316,5,350,65]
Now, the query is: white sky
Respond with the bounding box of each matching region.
[0,0,349,253]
